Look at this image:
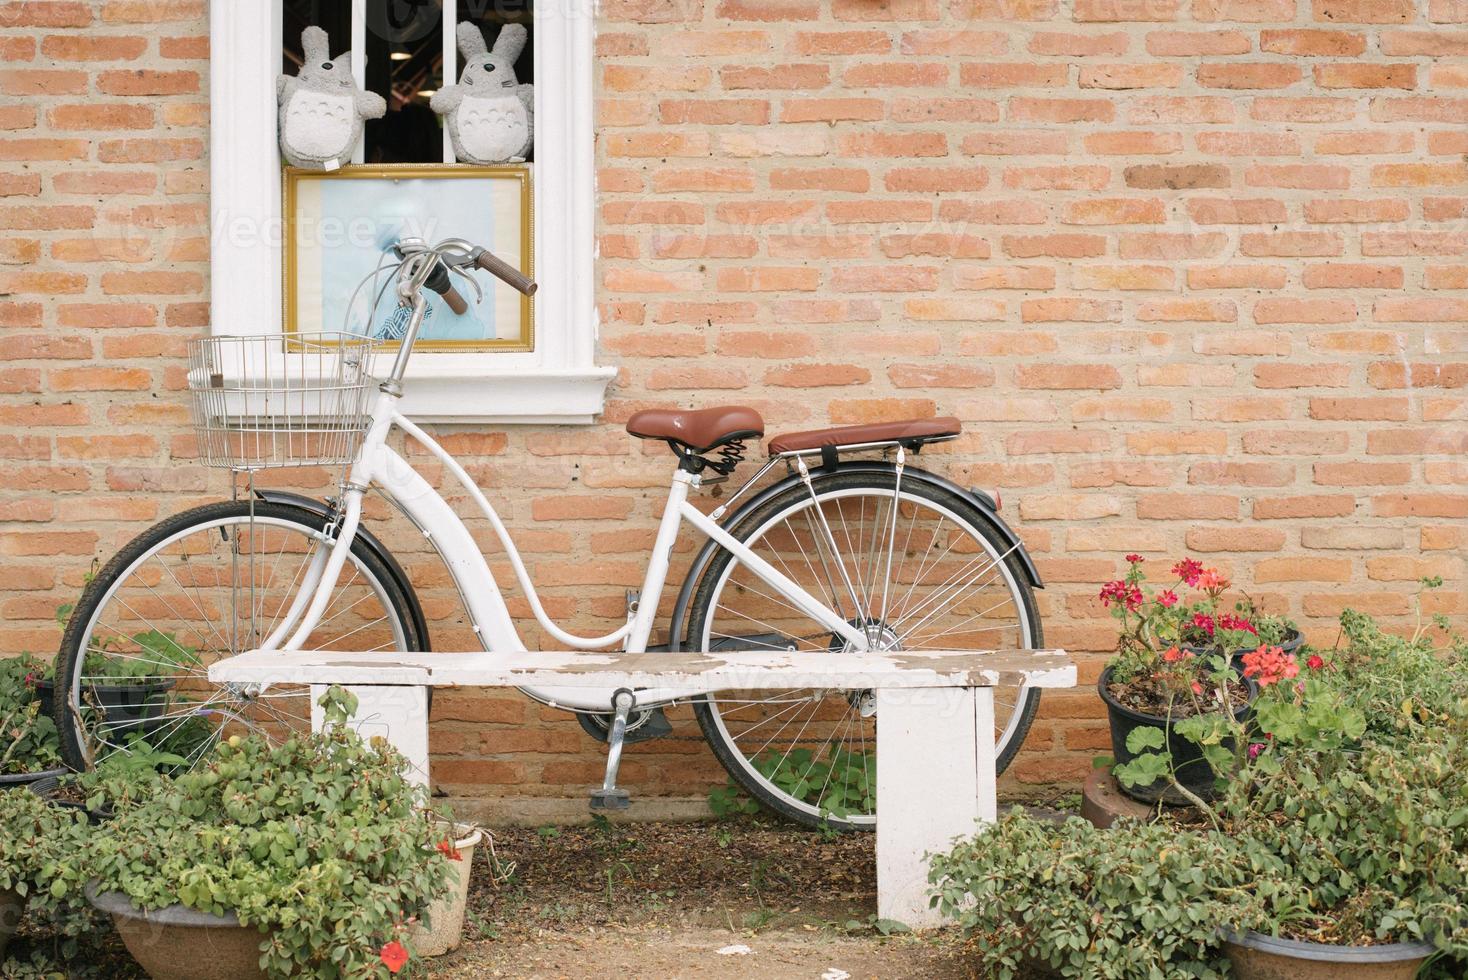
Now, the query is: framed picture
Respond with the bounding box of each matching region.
[283,164,532,352]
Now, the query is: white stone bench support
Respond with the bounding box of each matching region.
[211,648,1074,929]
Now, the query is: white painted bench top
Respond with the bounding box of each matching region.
[208,647,1076,690]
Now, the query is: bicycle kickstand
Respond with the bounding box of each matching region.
[589,688,635,811]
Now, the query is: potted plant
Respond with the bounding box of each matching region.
[1097,556,1261,806]
[0,656,67,788]
[85,687,455,979]
[410,822,484,957]
[0,785,88,961]
[1221,595,1468,977]
[38,624,189,741]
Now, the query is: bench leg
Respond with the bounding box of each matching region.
[311,684,430,790]
[875,686,997,929]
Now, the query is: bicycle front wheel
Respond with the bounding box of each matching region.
[54,500,422,773]
[685,469,1042,830]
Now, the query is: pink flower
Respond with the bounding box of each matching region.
[1191,613,1216,638]
[1306,654,1324,670]
[1248,743,1265,761]
[1158,590,1178,608]
[1125,554,1144,564]
[1197,569,1229,593]
[1191,681,1204,696]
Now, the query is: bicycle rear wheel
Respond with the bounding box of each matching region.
[684,468,1042,830]
[54,500,422,773]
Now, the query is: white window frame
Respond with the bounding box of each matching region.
[209,1,612,424]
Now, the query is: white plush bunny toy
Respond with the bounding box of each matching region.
[431,23,534,164]
[277,26,385,170]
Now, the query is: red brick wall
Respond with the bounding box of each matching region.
[1,0,1465,807]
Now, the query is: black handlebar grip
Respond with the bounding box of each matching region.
[475,249,538,296]
[439,284,467,315]
[423,261,469,315]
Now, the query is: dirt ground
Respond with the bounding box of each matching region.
[432,817,983,979]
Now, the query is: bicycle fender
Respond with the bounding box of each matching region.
[252,489,432,651]
[667,462,1043,652]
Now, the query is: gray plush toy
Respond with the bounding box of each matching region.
[277,26,386,171]
[431,23,534,164]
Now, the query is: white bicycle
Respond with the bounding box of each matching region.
[54,238,1044,830]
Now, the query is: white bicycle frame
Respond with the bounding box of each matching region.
[254,386,872,713]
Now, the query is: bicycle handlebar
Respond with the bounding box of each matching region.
[471,247,537,297]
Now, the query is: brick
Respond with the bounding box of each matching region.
[96,69,198,95]
[1029,32,1130,56]
[1312,0,1414,21]
[1197,63,1302,89]
[1301,263,1403,289]
[1128,95,1235,123]
[1015,364,1123,389]
[1079,63,1183,89]
[1187,528,1286,552]
[1084,130,1183,154]
[962,63,1068,87]
[1186,198,1287,224]
[1146,30,1252,55]
[1251,97,1357,121]
[1010,98,1115,123]
[1254,298,1357,324]
[1124,163,1229,189]
[1304,198,1409,222]
[1314,63,1416,88]
[1254,558,1353,582]
[1073,0,1180,20]
[1261,28,1367,54]
[1253,495,1356,519]
[1187,265,1288,289]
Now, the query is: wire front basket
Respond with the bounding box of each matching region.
[186,333,379,472]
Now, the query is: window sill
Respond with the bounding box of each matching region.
[399,360,616,424]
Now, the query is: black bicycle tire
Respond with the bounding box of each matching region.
[685,469,1044,830]
[53,500,424,771]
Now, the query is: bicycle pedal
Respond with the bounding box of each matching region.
[589,788,631,811]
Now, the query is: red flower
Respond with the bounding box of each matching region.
[1241,645,1299,689]
[1158,590,1178,608]
[1099,580,1143,612]
[22,672,36,690]
[1306,654,1324,670]
[1191,613,1216,638]
[436,839,463,861]
[1125,554,1144,564]
[1171,558,1204,587]
[1248,742,1265,761]
[1162,646,1188,663]
[1218,614,1256,635]
[380,941,409,974]
[1191,681,1204,696]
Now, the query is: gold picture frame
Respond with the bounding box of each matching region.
[283,163,533,352]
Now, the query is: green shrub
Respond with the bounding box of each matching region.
[928,812,1269,980]
[88,689,453,979]
[0,655,62,775]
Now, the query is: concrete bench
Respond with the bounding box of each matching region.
[209,647,1075,927]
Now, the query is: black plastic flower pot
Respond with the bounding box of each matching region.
[29,775,114,824]
[1098,666,1257,806]
[1185,628,1305,671]
[34,677,175,737]
[1224,930,1435,980]
[0,767,68,790]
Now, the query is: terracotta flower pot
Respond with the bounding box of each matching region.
[410,823,482,957]
[1099,666,1257,805]
[86,885,269,980]
[0,885,24,961]
[1225,930,1435,980]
